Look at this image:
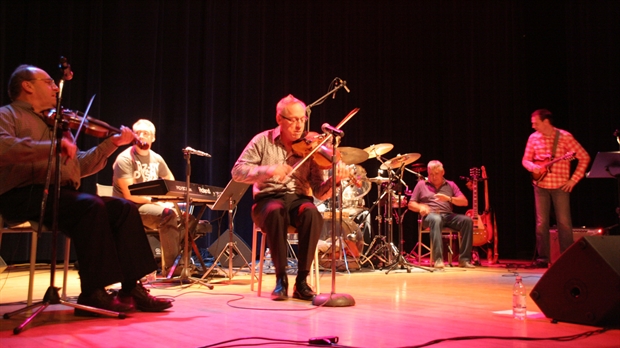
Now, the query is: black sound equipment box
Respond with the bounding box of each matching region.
[207,231,252,268]
[549,227,605,263]
[530,235,620,327]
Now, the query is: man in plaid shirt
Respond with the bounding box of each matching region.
[522,109,590,268]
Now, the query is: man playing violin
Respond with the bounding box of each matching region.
[232,94,349,301]
[522,109,590,268]
[0,64,172,313]
[112,119,183,277]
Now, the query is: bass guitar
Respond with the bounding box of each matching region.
[531,152,576,182]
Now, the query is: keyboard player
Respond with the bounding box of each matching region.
[112,119,183,277]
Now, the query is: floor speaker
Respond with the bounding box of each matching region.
[207,231,252,268]
[0,256,6,273]
[530,235,620,327]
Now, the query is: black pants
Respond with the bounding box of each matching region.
[252,194,322,278]
[0,185,156,293]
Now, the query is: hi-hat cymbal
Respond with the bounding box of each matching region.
[339,147,369,165]
[368,176,390,184]
[363,143,393,159]
[379,153,421,170]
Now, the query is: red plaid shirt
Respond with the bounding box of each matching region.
[522,128,590,189]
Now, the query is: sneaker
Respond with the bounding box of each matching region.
[458,261,475,268]
[119,282,173,312]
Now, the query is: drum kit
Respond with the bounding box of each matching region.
[317,141,431,272]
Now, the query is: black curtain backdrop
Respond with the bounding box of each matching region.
[1,0,618,262]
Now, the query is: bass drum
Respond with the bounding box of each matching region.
[320,216,364,258]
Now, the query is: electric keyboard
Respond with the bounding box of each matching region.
[128,179,224,203]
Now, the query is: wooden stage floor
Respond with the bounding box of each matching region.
[0,260,618,347]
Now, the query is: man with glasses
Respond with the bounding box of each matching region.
[0,64,172,313]
[407,160,475,269]
[232,94,349,301]
[112,119,183,277]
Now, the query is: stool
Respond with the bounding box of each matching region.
[412,216,460,266]
[250,224,320,296]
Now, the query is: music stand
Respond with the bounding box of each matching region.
[587,151,620,230]
[199,179,250,281]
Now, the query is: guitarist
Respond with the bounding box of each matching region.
[522,109,590,268]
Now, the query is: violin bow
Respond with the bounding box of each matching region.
[73,94,96,143]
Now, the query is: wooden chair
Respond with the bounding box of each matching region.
[0,215,72,305]
[412,215,459,266]
[250,224,320,296]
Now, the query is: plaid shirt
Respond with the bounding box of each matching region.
[522,128,590,189]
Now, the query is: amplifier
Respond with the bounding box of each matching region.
[550,227,606,263]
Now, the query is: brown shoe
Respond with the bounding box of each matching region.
[119,282,173,312]
[458,261,475,268]
[433,259,445,269]
[75,288,134,316]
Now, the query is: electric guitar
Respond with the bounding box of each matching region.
[480,166,498,263]
[465,168,487,246]
[531,152,576,182]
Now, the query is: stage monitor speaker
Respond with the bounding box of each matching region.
[207,231,252,268]
[530,235,620,327]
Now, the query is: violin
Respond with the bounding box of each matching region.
[43,109,148,150]
[291,131,341,169]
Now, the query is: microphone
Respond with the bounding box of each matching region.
[321,123,344,138]
[332,79,340,99]
[59,56,73,81]
[183,147,211,157]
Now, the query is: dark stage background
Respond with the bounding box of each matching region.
[1,1,619,263]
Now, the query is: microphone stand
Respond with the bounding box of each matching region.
[5,72,124,335]
[304,78,349,132]
[313,129,355,307]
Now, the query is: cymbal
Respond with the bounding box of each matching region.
[380,153,421,170]
[410,163,427,172]
[368,176,390,184]
[339,147,369,165]
[363,143,393,159]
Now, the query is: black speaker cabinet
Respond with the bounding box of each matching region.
[207,231,252,268]
[530,235,620,327]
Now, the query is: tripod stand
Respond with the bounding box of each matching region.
[4,68,124,335]
[200,179,250,281]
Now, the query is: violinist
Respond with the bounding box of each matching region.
[0,64,172,314]
[112,119,183,277]
[232,94,349,301]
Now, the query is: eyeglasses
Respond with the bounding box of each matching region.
[279,114,308,124]
[29,78,57,87]
[134,130,153,137]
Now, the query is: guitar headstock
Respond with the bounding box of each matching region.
[469,167,481,181]
[481,165,488,179]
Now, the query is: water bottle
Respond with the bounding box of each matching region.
[264,248,273,269]
[512,275,527,320]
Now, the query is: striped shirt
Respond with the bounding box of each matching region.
[522,128,590,189]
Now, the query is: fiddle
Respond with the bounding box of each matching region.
[43,109,149,150]
[291,131,341,169]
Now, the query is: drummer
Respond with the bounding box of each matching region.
[407,160,475,269]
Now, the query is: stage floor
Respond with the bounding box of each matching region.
[0,260,618,347]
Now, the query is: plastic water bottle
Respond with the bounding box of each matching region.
[264,248,273,269]
[512,275,527,320]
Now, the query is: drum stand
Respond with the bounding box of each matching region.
[359,188,393,269]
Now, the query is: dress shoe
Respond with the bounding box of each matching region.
[458,261,475,268]
[292,279,316,301]
[271,275,288,301]
[433,259,445,269]
[75,288,134,316]
[119,282,173,312]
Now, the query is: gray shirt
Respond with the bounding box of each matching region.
[231,127,334,201]
[0,100,120,195]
